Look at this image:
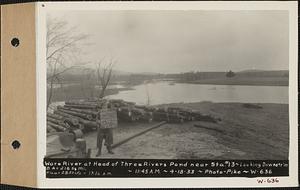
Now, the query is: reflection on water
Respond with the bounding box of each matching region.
[108,82,288,105]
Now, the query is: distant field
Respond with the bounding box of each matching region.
[179,76,288,86]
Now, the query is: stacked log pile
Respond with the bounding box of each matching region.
[47,99,219,135]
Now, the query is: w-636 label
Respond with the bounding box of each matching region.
[257,178,280,184]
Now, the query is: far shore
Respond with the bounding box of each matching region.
[48,76,288,103]
[176,76,288,86]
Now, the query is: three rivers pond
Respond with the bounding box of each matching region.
[108,82,288,105]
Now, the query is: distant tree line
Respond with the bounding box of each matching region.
[50,69,289,87]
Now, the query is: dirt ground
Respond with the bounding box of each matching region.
[84,102,289,160]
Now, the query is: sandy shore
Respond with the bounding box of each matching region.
[84,102,288,160]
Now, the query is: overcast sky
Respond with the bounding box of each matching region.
[48,10,289,73]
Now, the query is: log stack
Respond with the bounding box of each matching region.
[47,99,219,135]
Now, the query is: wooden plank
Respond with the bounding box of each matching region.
[111,121,166,149]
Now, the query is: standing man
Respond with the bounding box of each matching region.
[96,101,115,157]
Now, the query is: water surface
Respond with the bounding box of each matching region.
[108,82,288,105]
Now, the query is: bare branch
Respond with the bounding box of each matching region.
[46,17,89,110]
[47,35,88,61]
[94,56,116,98]
[47,66,78,80]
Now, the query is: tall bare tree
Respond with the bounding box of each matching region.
[95,57,116,99]
[46,17,88,110]
[80,68,96,99]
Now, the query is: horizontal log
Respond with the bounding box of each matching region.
[194,114,217,123]
[124,101,136,105]
[54,110,79,119]
[83,98,106,103]
[64,117,80,126]
[117,113,138,122]
[166,107,182,112]
[80,120,98,129]
[118,107,130,112]
[168,113,183,119]
[47,125,57,133]
[64,119,94,131]
[54,110,87,126]
[53,121,69,129]
[54,110,82,122]
[134,105,147,109]
[108,99,124,103]
[54,110,98,130]
[131,108,146,116]
[47,121,67,132]
[57,106,93,120]
[177,111,195,119]
[117,109,132,117]
[64,119,82,130]
[47,117,64,126]
[64,104,98,110]
[67,99,108,109]
[182,116,195,121]
[47,113,66,121]
[143,107,157,112]
[138,114,153,123]
[61,106,98,118]
[65,100,98,106]
[155,107,168,113]
[152,112,187,123]
[54,99,220,126]
[109,103,121,109]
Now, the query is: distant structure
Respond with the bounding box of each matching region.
[226,70,236,78]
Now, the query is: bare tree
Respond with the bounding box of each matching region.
[80,68,96,99]
[46,17,88,110]
[95,57,116,99]
[226,70,236,78]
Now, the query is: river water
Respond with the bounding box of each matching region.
[108,82,288,105]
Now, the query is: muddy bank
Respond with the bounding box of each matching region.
[85,102,289,160]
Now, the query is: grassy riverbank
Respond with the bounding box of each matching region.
[85,102,289,160]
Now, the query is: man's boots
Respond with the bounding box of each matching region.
[107,145,114,154]
[96,147,102,157]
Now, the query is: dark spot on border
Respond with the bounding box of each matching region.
[12,140,21,149]
[11,38,20,47]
